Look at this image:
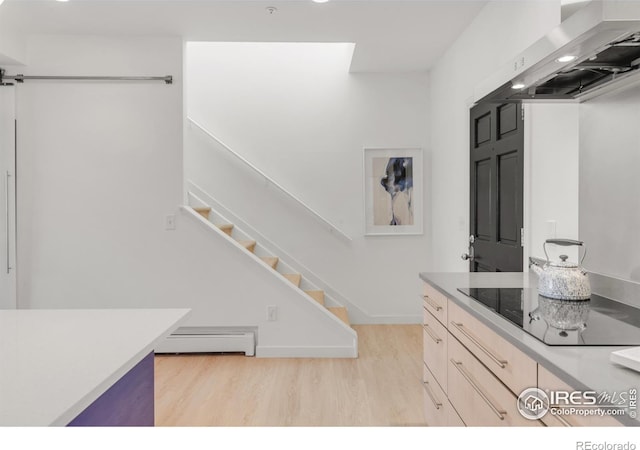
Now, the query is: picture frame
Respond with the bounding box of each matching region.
[364,147,423,236]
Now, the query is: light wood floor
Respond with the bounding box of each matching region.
[154,325,426,426]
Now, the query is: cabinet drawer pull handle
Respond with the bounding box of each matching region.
[450,358,506,420]
[423,381,443,410]
[423,324,442,344]
[450,321,508,369]
[423,295,443,311]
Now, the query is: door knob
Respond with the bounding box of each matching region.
[462,235,475,261]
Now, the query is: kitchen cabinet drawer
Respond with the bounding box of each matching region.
[448,300,537,395]
[448,404,465,427]
[423,364,461,427]
[423,282,447,326]
[538,366,622,427]
[447,337,542,427]
[423,307,448,392]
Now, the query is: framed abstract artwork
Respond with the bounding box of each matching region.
[364,147,423,236]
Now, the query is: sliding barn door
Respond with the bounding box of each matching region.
[0,86,16,309]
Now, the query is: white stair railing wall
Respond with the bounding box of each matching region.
[186,182,371,323]
[184,120,423,325]
[186,118,351,242]
[167,205,358,358]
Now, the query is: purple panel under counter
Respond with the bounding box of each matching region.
[0,309,189,426]
[68,352,155,427]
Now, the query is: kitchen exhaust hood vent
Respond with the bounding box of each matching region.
[476,1,640,103]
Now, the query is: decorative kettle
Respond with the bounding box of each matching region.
[530,239,591,300]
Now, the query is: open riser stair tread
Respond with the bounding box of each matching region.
[217,223,234,236]
[237,240,257,253]
[284,273,302,288]
[193,206,212,220]
[328,307,350,326]
[261,256,279,270]
[305,290,325,306]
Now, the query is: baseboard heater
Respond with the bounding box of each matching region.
[155,327,256,356]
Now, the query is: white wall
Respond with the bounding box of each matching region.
[186,42,429,323]
[0,31,26,65]
[429,0,561,272]
[526,104,580,264]
[14,35,355,356]
[579,82,640,282]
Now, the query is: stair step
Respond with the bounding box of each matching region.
[238,240,257,253]
[305,290,325,306]
[193,206,212,220]
[328,307,350,326]
[218,223,234,236]
[261,256,279,270]
[284,274,302,288]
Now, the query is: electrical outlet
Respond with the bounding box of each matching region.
[267,306,278,322]
[165,215,176,230]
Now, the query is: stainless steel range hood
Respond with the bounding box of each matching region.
[476,0,640,103]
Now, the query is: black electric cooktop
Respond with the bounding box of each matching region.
[457,287,640,346]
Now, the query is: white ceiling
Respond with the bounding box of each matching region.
[0,0,487,72]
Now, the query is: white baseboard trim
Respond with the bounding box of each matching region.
[156,333,256,356]
[256,345,358,358]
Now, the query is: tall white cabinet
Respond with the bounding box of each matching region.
[0,86,16,309]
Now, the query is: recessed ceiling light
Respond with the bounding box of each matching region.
[557,55,577,63]
[512,83,526,90]
[312,0,330,3]
[0,0,5,5]
[56,0,70,2]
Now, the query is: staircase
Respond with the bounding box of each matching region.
[190,203,352,327]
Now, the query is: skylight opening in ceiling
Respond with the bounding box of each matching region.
[186,41,356,77]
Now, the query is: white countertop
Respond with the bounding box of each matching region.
[0,308,190,426]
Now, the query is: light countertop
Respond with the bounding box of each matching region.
[0,308,190,426]
[420,272,640,426]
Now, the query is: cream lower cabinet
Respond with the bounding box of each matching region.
[423,305,448,392]
[423,290,463,426]
[448,337,540,426]
[421,281,630,427]
[423,282,448,325]
[448,297,537,396]
[538,365,622,427]
[422,281,541,427]
[423,363,458,426]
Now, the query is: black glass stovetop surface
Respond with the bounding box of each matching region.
[457,287,640,346]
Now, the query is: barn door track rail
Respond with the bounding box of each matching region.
[0,68,172,85]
